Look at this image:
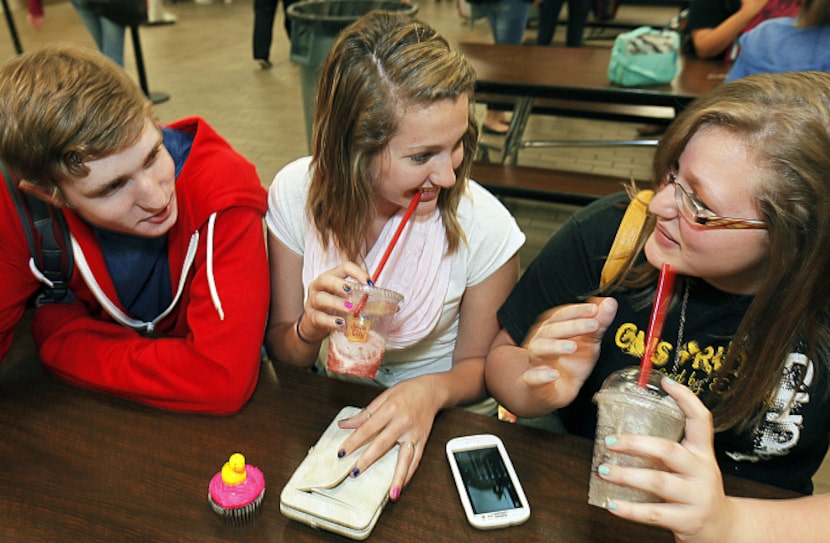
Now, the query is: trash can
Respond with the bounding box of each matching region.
[287,0,419,151]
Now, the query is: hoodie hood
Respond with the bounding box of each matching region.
[168,117,266,229]
[52,117,266,330]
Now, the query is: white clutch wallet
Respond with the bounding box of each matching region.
[280,406,400,540]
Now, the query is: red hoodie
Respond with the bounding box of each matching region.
[0,118,269,414]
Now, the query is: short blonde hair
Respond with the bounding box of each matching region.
[0,43,153,190]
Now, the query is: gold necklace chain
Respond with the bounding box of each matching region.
[671,281,690,374]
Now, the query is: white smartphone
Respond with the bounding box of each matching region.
[445,434,531,530]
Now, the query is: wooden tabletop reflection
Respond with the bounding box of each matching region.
[0,354,796,542]
[457,42,727,108]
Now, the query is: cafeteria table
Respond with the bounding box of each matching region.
[458,42,727,164]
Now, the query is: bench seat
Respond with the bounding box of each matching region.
[471,161,630,205]
[478,94,675,125]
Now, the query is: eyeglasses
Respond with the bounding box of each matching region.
[664,173,768,230]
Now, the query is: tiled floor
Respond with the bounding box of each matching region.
[3,0,828,493]
[2,0,660,219]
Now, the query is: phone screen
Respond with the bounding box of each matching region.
[453,446,524,514]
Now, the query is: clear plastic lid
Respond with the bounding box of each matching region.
[594,366,684,419]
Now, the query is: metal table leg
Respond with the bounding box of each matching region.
[2,0,23,54]
[130,25,170,104]
[501,96,533,164]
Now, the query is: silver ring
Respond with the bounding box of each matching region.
[398,440,415,450]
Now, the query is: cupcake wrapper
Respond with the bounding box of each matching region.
[209,490,265,527]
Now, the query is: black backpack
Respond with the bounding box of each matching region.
[1,159,74,304]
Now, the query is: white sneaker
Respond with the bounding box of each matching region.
[147,11,177,23]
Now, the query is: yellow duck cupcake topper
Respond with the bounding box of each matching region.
[221,453,248,485]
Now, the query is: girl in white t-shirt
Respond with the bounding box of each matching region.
[264,11,524,504]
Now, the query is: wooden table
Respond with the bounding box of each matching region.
[0,358,796,542]
[458,42,727,163]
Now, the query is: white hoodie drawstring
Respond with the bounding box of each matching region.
[66,215,225,331]
[28,258,55,288]
[206,212,225,321]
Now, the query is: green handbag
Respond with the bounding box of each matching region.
[608,26,680,87]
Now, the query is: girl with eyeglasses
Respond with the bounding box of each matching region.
[485,71,830,542]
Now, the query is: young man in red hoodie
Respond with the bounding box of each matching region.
[0,44,269,414]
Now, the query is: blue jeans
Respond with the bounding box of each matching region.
[473,0,531,45]
[72,0,126,66]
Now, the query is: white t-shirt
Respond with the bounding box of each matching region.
[266,156,525,386]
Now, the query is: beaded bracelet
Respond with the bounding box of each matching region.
[295,312,317,345]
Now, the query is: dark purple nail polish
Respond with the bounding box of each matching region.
[351,467,360,477]
[366,280,375,287]
[335,318,344,327]
[337,449,346,458]
[343,284,352,293]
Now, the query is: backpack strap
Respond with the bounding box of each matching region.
[600,189,654,290]
[1,160,74,303]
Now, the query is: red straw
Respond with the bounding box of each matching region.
[371,191,422,284]
[353,191,423,317]
[637,263,677,388]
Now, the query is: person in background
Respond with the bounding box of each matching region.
[486,71,830,542]
[636,0,800,136]
[467,0,532,133]
[684,0,802,59]
[71,0,127,66]
[725,0,830,81]
[534,0,592,47]
[637,0,762,136]
[26,0,44,30]
[253,0,298,68]
[265,11,524,502]
[0,44,270,415]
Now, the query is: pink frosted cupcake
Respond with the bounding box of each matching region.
[208,453,266,526]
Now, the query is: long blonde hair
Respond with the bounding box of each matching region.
[307,10,479,264]
[619,72,830,431]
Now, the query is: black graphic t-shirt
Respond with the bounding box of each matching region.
[498,193,830,494]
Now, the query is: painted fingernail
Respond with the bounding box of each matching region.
[351,467,360,477]
[605,435,617,446]
[541,370,559,382]
[390,487,400,501]
[337,449,346,458]
[343,284,352,293]
[665,376,677,386]
[335,318,345,327]
[367,280,375,287]
[607,500,618,511]
[344,301,354,310]
[598,464,611,476]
